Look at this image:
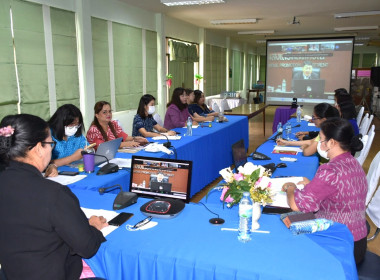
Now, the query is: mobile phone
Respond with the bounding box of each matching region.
[108,212,134,226]
[58,171,79,176]
[262,206,292,215]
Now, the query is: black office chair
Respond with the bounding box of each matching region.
[357,250,380,280]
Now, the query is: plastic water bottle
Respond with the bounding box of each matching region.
[296,105,302,122]
[276,122,283,139]
[282,79,287,92]
[289,219,334,235]
[186,117,193,136]
[285,122,292,140]
[238,192,252,243]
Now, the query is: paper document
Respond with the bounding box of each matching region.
[46,174,86,185]
[99,158,131,168]
[269,177,304,208]
[272,146,302,155]
[81,208,120,236]
[308,123,316,127]
[152,135,182,140]
[182,125,199,129]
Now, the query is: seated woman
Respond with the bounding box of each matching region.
[132,94,176,137]
[334,87,352,105]
[164,87,198,130]
[185,89,214,122]
[188,90,219,118]
[281,118,366,264]
[87,101,147,148]
[336,101,359,135]
[0,114,107,279]
[277,103,340,156]
[45,104,88,177]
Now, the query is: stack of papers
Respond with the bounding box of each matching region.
[46,174,87,185]
[81,208,119,236]
[152,135,182,140]
[272,146,302,155]
[99,158,131,168]
[269,177,304,208]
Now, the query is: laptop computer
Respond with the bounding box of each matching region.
[70,137,123,167]
[232,139,247,171]
[293,79,325,97]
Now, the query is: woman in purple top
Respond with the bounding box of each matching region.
[164,87,198,130]
[282,118,367,264]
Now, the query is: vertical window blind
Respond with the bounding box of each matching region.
[145,30,158,99]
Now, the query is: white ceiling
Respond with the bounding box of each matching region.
[119,0,380,47]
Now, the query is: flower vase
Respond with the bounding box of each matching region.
[251,202,261,230]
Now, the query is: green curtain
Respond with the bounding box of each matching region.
[232,50,242,91]
[352,54,360,69]
[51,7,79,109]
[145,30,158,99]
[362,53,376,68]
[205,44,212,95]
[169,40,198,63]
[12,0,49,119]
[184,62,194,89]
[168,60,183,90]
[205,44,226,96]
[0,0,18,120]
[92,17,111,103]
[259,55,266,82]
[113,22,142,111]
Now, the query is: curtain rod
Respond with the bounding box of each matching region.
[166,37,199,46]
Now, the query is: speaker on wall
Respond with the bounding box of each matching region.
[371,67,380,87]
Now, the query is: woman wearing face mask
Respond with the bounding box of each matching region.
[132,94,176,137]
[281,118,366,264]
[276,103,340,157]
[45,104,88,177]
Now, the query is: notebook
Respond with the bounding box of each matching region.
[70,137,123,167]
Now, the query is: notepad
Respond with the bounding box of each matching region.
[272,146,302,155]
[81,208,119,236]
[268,177,304,208]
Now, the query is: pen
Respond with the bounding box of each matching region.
[221,228,270,234]
[85,143,96,150]
[133,216,152,229]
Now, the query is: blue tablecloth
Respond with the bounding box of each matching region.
[65,116,248,197]
[73,188,358,280]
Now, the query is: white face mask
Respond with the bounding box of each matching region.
[65,126,78,137]
[147,105,155,115]
[317,141,329,160]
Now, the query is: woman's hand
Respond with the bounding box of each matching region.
[44,163,58,177]
[281,182,297,192]
[72,149,84,161]
[167,130,176,136]
[205,115,215,122]
[296,131,308,140]
[298,177,310,185]
[89,215,108,230]
[122,141,140,148]
[276,138,288,146]
[134,136,148,143]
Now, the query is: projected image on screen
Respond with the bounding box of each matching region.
[266,37,354,105]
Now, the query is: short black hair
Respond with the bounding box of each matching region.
[314,103,340,119]
[137,94,156,119]
[48,104,84,141]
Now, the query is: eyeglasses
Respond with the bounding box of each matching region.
[311,116,322,121]
[42,141,56,149]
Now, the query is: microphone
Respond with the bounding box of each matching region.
[98,184,138,210]
[81,150,110,164]
[158,133,171,148]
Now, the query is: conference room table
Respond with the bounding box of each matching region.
[74,118,357,280]
[75,188,357,280]
[63,115,248,197]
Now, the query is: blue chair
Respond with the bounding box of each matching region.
[357,250,380,280]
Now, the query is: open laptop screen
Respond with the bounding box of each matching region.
[129,156,192,203]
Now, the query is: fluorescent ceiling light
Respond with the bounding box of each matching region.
[354,43,365,46]
[334,26,378,31]
[238,30,275,35]
[355,36,370,41]
[335,11,380,18]
[161,0,225,6]
[211,18,257,25]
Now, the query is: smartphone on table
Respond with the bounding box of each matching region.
[108,212,134,226]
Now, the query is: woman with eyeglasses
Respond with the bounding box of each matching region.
[0,114,107,279]
[276,103,339,157]
[281,118,366,264]
[87,101,147,149]
[45,104,88,177]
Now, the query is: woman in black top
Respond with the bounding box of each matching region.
[0,114,107,280]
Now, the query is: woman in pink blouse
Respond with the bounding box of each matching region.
[86,101,147,149]
[282,118,367,264]
[164,87,198,130]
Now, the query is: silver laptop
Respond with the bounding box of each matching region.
[70,137,123,167]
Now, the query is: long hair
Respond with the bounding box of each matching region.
[194,90,207,111]
[167,87,187,111]
[48,104,85,141]
[338,101,357,120]
[91,101,117,141]
[314,103,340,119]
[320,117,363,153]
[0,114,49,167]
[137,94,156,119]
[334,88,352,104]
